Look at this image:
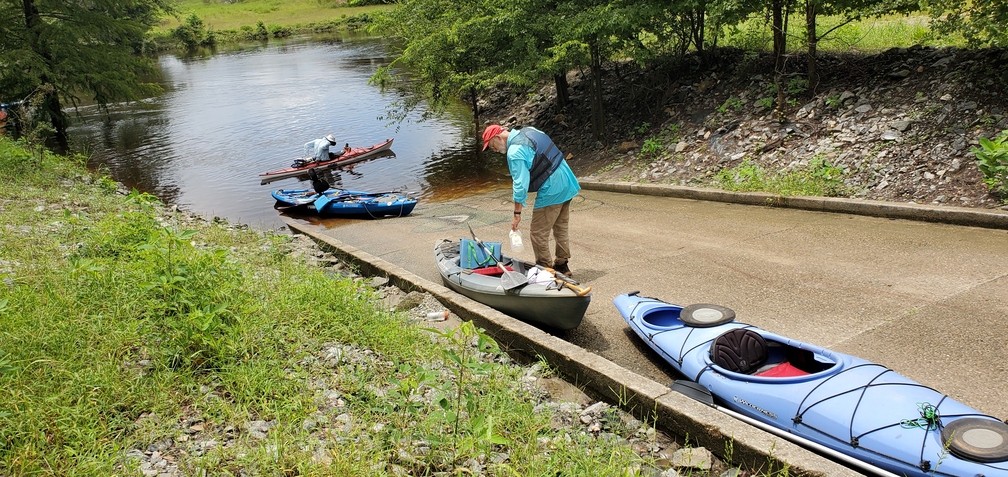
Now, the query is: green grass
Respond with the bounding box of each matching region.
[155,0,392,33]
[0,137,653,475]
[723,13,965,53]
[715,156,849,197]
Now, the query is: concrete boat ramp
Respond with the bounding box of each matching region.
[282,181,1008,476]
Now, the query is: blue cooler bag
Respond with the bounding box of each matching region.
[460,238,501,269]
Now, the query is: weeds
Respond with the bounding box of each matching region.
[785,77,808,97]
[825,94,842,109]
[639,123,682,161]
[633,122,651,137]
[641,137,664,159]
[973,129,1008,196]
[718,97,744,113]
[715,157,847,197]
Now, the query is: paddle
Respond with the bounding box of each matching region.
[533,264,591,296]
[467,223,527,291]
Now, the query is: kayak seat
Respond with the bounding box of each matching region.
[471,265,514,276]
[754,345,826,377]
[755,361,809,378]
[710,328,768,374]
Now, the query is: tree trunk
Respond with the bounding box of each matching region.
[772,0,786,121]
[589,37,606,143]
[42,86,69,152]
[554,72,569,113]
[772,0,785,60]
[22,0,69,150]
[692,2,706,53]
[806,0,820,93]
[469,87,480,129]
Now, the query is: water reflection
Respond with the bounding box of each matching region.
[69,35,508,230]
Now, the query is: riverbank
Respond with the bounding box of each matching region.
[482,46,1008,210]
[0,137,763,476]
[147,1,389,51]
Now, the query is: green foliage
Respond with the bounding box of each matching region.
[0,349,12,420]
[825,94,842,109]
[634,122,651,137]
[718,97,744,113]
[173,14,216,50]
[716,157,848,197]
[268,23,292,38]
[254,21,270,41]
[717,158,767,189]
[133,225,241,371]
[665,122,681,142]
[427,321,511,449]
[786,77,808,96]
[0,0,171,143]
[973,129,1008,195]
[4,87,57,154]
[641,137,664,158]
[639,124,681,161]
[370,0,496,121]
[928,0,1008,46]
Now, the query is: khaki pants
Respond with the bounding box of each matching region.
[529,200,571,268]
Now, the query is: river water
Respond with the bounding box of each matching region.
[69,35,509,230]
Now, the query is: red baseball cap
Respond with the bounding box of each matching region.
[481,125,505,151]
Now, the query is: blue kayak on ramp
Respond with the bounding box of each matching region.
[614,292,1008,477]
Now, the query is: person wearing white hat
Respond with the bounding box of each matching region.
[303,134,341,163]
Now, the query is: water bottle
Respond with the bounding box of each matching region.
[509,230,525,252]
[425,310,449,321]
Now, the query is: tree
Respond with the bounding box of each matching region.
[372,0,552,129]
[0,0,171,150]
[803,0,918,92]
[927,0,1008,47]
[549,0,641,142]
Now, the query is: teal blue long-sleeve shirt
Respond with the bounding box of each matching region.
[506,128,580,208]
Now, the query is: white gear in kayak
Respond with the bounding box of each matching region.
[525,268,555,285]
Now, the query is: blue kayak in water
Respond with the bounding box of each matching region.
[271,188,417,219]
[272,188,369,208]
[614,292,1008,477]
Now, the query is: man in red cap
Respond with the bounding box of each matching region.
[482,124,580,276]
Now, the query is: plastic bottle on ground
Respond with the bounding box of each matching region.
[425,310,449,321]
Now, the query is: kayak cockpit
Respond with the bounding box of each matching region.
[708,328,839,382]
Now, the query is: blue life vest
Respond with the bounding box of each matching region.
[511,127,564,192]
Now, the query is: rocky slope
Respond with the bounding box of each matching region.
[483,46,1008,209]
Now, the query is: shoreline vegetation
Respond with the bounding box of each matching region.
[146,1,390,52]
[0,138,650,474]
[0,138,777,475]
